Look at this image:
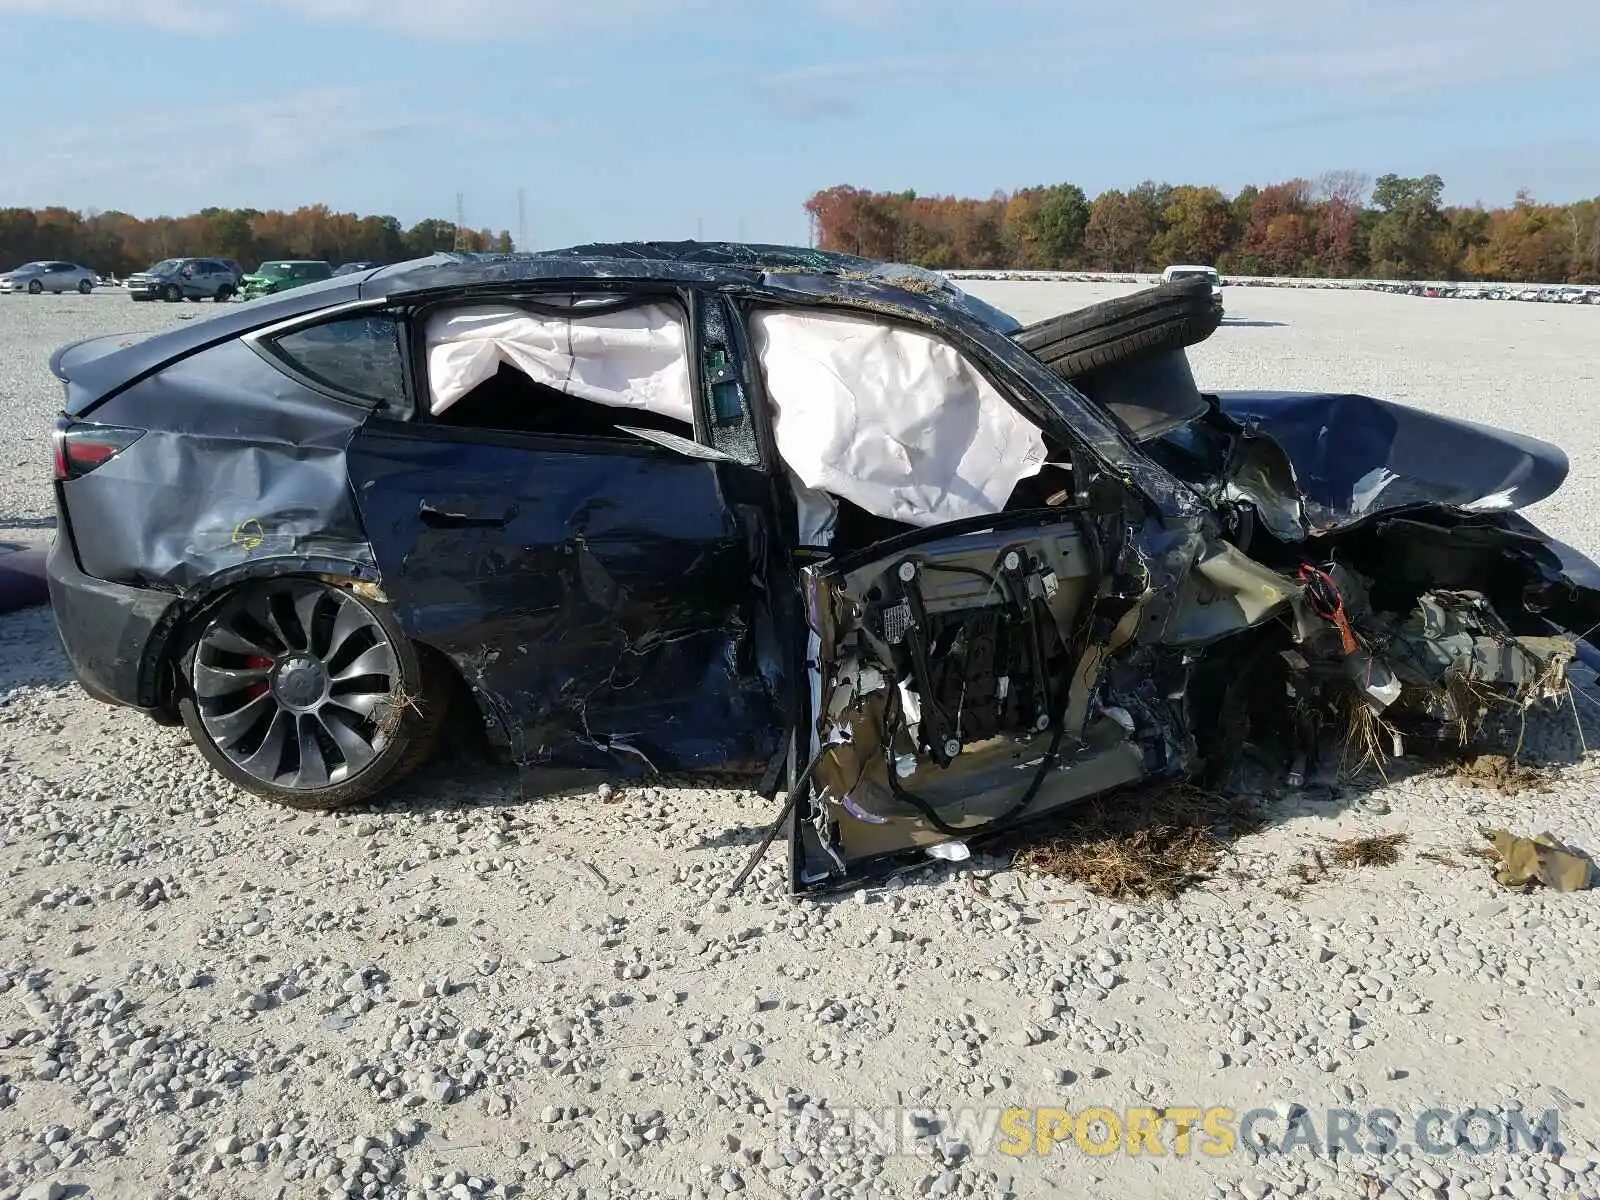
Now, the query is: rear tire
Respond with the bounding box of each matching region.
[176,578,450,810]
[78,279,93,295]
[214,284,233,302]
[1013,277,1222,378]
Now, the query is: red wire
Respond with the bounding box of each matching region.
[1297,564,1361,654]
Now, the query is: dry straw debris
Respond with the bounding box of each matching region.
[1013,785,1261,901]
[1330,831,1408,868]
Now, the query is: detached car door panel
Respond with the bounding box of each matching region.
[347,423,783,781]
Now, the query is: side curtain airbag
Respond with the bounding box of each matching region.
[425,303,695,424]
[751,310,1046,527]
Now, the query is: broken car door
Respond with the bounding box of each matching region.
[792,510,1152,888]
[742,305,1153,889]
[346,292,784,784]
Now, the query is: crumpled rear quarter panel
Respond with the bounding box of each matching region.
[62,339,374,592]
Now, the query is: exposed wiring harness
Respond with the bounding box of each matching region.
[879,678,1071,837]
[1298,563,1362,654]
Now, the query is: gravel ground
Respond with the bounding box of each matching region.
[1,290,1599,1200]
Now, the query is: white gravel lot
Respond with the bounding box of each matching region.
[1,289,1599,1200]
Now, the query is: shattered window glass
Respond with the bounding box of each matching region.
[269,315,408,414]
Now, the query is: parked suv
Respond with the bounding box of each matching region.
[238,260,334,300]
[126,259,240,303]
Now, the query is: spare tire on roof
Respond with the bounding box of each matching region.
[1013,278,1223,442]
[1013,277,1221,375]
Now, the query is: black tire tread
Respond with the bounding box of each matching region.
[1013,278,1221,379]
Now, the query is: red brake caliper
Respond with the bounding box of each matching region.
[244,654,273,699]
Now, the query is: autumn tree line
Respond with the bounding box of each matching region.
[7,174,1598,283]
[0,204,515,276]
[806,173,1600,283]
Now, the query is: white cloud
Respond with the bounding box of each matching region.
[1187,0,1600,93]
[765,0,1600,110]
[0,87,561,213]
[0,0,228,32]
[0,0,706,38]
[263,0,701,41]
[808,0,904,27]
[4,0,1596,81]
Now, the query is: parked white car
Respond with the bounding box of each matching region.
[0,261,98,294]
[1161,264,1223,314]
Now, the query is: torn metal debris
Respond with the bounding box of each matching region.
[1483,828,1593,892]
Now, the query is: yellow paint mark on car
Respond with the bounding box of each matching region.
[231,518,266,551]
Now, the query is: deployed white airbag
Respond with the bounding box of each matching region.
[425,302,694,425]
[752,310,1046,527]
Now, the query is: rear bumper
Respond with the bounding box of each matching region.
[46,535,179,711]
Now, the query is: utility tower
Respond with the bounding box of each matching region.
[452,192,468,250]
[517,188,527,252]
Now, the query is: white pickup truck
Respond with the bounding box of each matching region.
[1161,264,1224,315]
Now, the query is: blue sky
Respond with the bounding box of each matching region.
[2,0,1597,248]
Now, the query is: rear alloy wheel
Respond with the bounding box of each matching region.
[78,278,93,295]
[178,578,448,809]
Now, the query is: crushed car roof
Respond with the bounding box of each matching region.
[55,243,1020,403]
[369,242,1014,318]
[370,242,896,288]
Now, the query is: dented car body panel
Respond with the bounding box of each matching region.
[1211,391,1569,535]
[345,422,785,778]
[41,243,1600,893]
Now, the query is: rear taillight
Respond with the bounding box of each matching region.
[52,416,144,481]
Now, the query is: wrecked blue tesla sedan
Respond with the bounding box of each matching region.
[43,243,1600,890]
